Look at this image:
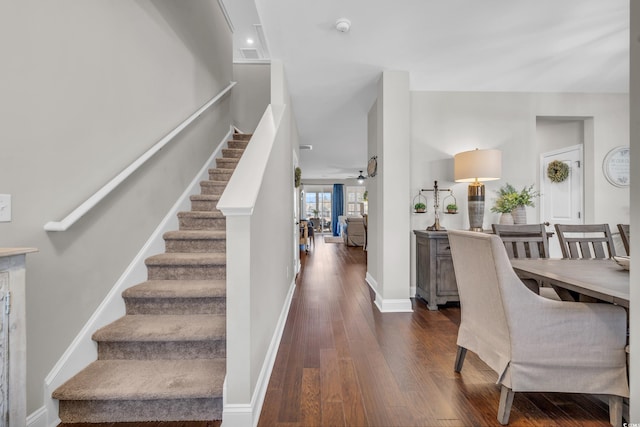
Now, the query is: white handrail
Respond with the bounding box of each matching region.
[44,81,236,231]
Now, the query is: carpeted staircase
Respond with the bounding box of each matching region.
[52,133,251,423]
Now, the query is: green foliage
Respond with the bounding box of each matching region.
[491,183,540,213]
[446,203,458,211]
[414,202,426,210]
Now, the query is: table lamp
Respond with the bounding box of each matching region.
[454,148,501,231]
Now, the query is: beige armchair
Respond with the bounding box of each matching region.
[448,230,628,426]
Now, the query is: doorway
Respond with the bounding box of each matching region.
[304,186,332,234]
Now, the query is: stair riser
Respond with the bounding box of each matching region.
[125,297,226,315]
[179,217,226,230]
[200,182,227,196]
[215,158,238,169]
[234,134,252,141]
[165,239,225,253]
[97,340,225,360]
[222,148,244,159]
[208,170,233,181]
[228,140,249,149]
[147,265,226,281]
[58,397,222,423]
[190,200,220,211]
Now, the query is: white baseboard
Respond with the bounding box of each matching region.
[365,272,413,313]
[26,406,48,427]
[41,130,232,426]
[222,278,296,427]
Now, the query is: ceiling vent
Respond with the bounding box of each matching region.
[240,48,260,59]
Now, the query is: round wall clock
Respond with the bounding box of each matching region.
[602,146,630,187]
[367,156,378,177]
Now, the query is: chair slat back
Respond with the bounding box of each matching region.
[617,224,630,255]
[491,224,549,260]
[554,223,616,259]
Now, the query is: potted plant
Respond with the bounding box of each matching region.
[491,183,540,224]
[446,203,458,214]
[414,202,426,213]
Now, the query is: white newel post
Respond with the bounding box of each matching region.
[0,248,37,427]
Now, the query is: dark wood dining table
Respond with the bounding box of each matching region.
[510,258,630,307]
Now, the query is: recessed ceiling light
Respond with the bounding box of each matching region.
[246,38,254,45]
[335,18,351,33]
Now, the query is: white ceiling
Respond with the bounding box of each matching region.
[223,0,629,179]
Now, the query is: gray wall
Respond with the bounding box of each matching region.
[233,63,271,133]
[0,0,232,412]
[629,1,639,419]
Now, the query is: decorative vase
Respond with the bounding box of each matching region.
[511,205,527,224]
[499,212,514,225]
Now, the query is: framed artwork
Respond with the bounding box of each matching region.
[602,146,630,188]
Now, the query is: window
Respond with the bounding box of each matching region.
[346,186,366,216]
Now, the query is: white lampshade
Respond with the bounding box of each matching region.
[454,149,502,182]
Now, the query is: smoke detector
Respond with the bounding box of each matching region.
[335,18,351,33]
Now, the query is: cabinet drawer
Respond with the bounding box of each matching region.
[436,239,451,255]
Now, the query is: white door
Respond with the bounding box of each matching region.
[540,145,583,257]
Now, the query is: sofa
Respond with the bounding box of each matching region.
[345,217,366,247]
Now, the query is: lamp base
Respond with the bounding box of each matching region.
[467,181,485,232]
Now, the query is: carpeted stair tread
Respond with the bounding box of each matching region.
[145,253,226,266]
[222,148,244,158]
[92,314,225,342]
[163,230,226,240]
[123,280,226,299]
[190,194,221,202]
[227,140,249,149]
[178,210,224,218]
[232,133,252,141]
[52,359,225,401]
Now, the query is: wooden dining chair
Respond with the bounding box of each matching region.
[492,223,549,259]
[617,224,630,255]
[492,223,559,299]
[554,223,617,259]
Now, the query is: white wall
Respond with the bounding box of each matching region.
[365,72,412,312]
[233,63,271,133]
[410,91,629,290]
[0,0,232,412]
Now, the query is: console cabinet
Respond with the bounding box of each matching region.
[0,248,37,426]
[413,230,458,310]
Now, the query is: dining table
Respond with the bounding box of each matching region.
[510,258,629,307]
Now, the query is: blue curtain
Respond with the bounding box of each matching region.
[331,184,344,236]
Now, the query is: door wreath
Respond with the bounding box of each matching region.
[547,160,569,183]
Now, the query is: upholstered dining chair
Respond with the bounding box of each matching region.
[617,224,630,255]
[448,230,628,426]
[554,223,616,259]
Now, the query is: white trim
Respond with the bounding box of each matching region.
[42,130,232,427]
[365,272,413,313]
[233,59,271,65]
[222,279,296,427]
[216,0,234,33]
[410,285,416,296]
[26,406,48,427]
[44,82,236,231]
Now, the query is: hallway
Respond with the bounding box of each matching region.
[257,237,612,426]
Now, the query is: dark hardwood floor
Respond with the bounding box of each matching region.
[257,235,612,427]
[60,235,612,427]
